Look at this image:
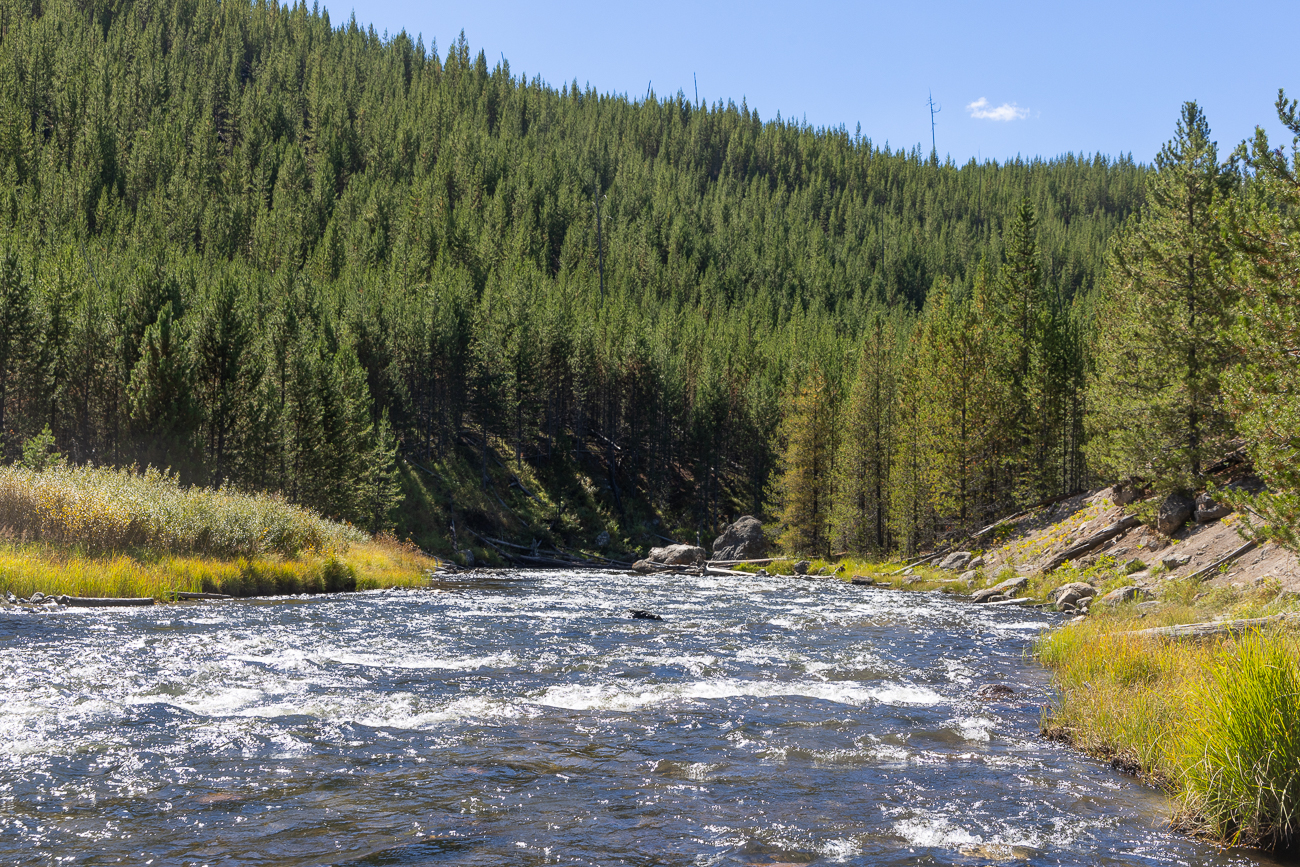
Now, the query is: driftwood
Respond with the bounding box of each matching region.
[1042,515,1142,572]
[58,596,155,607]
[172,592,231,600]
[1187,541,1258,582]
[706,557,780,567]
[1129,612,1300,641]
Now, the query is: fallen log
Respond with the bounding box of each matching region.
[1042,515,1142,572]
[1129,612,1300,641]
[1187,541,1258,582]
[172,592,231,600]
[58,596,155,607]
[706,557,780,567]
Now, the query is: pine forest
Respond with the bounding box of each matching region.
[0,0,1297,560]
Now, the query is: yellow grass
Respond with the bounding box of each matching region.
[0,537,438,600]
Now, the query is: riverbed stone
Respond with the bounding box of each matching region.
[646,544,707,566]
[711,516,769,562]
[970,588,1007,603]
[938,551,973,571]
[30,592,44,603]
[1156,492,1196,535]
[1052,581,1096,611]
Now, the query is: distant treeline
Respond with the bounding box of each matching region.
[0,0,1158,547]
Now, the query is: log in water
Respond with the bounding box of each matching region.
[0,570,1278,866]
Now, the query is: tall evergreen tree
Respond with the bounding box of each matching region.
[1087,102,1238,493]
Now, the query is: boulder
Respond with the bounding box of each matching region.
[646,544,707,566]
[629,609,663,621]
[1112,482,1141,507]
[1052,581,1096,611]
[711,516,769,562]
[1156,492,1196,535]
[792,560,811,575]
[30,591,44,603]
[970,588,1008,603]
[958,570,978,583]
[1195,492,1232,523]
[1096,586,1155,606]
[987,574,1029,596]
[938,551,973,571]
[968,556,986,570]
[976,684,1017,699]
[1161,554,1191,570]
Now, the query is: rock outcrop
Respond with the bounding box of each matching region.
[938,551,973,571]
[1194,492,1231,523]
[1156,492,1196,535]
[711,516,768,561]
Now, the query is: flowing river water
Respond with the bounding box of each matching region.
[0,569,1280,866]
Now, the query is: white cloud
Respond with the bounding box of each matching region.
[967,97,1029,122]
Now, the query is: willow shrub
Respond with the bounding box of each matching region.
[1178,633,1300,850]
[0,464,365,557]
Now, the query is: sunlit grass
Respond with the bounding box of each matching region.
[0,463,365,557]
[0,538,437,600]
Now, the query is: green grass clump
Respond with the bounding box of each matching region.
[1179,633,1300,849]
[0,464,365,557]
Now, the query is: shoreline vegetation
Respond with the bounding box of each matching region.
[0,464,438,603]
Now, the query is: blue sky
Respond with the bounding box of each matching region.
[336,0,1297,165]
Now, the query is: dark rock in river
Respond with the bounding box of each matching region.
[629,609,663,621]
[711,516,769,561]
[976,684,1017,699]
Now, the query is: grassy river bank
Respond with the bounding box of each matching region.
[0,464,438,603]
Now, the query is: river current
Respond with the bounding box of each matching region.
[0,569,1278,866]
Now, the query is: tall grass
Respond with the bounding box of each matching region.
[1179,633,1300,849]
[0,464,365,557]
[1038,620,1300,851]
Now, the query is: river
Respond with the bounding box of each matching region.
[0,569,1279,866]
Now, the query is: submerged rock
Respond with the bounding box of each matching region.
[629,609,663,621]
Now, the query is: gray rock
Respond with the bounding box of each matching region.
[1112,482,1141,506]
[1052,581,1096,611]
[793,560,811,575]
[1195,492,1231,523]
[958,569,978,583]
[1097,586,1155,606]
[1161,554,1191,570]
[968,556,986,570]
[596,530,611,548]
[647,544,707,566]
[988,574,1030,596]
[970,588,1007,603]
[30,592,44,603]
[938,551,973,571]
[711,516,769,562]
[1156,492,1196,535]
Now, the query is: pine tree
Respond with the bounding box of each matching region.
[0,247,32,457]
[774,363,836,556]
[1220,90,1300,550]
[1087,102,1237,493]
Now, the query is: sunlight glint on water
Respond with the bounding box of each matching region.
[0,570,1276,866]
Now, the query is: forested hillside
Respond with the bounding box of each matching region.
[0,0,1156,556]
